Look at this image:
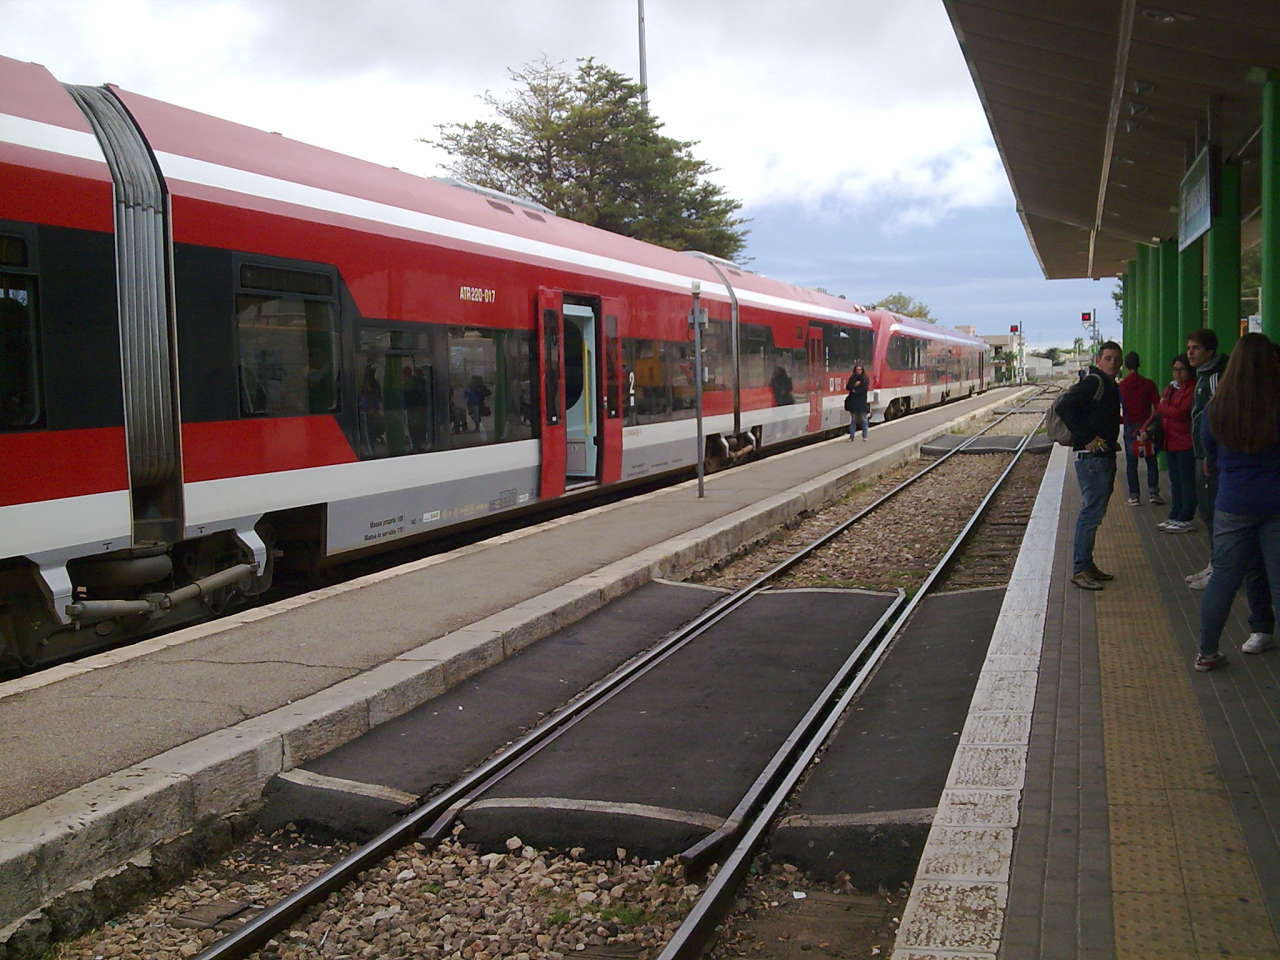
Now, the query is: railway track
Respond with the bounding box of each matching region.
[181,389,1051,960]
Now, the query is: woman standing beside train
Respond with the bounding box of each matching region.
[845,364,870,440]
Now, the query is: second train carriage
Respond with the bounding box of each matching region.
[0,55,989,665]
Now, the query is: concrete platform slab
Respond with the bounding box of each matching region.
[772,588,1007,886]
[458,589,898,861]
[259,581,724,838]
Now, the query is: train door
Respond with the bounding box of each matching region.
[562,302,599,482]
[536,288,566,499]
[806,326,825,432]
[598,298,625,484]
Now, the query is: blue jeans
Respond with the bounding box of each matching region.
[1197,510,1280,656]
[1123,425,1159,498]
[1196,460,1217,548]
[848,411,868,439]
[1165,449,1196,522]
[1073,453,1116,574]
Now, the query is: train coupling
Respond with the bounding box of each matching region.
[64,561,257,626]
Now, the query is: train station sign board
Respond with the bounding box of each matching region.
[1178,145,1217,251]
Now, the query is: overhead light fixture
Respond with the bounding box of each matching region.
[1131,80,1154,95]
[1116,156,1136,165]
[1141,7,1194,24]
[1125,119,1141,133]
[1128,102,1148,116]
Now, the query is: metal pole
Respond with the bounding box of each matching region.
[1263,72,1279,341]
[691,281,705,498]
[637,0,649,113]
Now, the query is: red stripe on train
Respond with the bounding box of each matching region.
[181,416,359,483]
[0,427,128,506]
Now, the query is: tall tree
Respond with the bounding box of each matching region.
[426,58,748,261]
[866,292,935,322]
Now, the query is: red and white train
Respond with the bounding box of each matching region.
[0,56,990,666]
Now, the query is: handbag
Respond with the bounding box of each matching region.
[1147,416,1163,451]
[843,393,855,412]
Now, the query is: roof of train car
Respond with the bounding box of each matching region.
[870,310,989,348]
[86,77,870,329]
[0,56,110,174]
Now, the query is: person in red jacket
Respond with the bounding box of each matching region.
[1117,352,1162,505]
[1142,354,1196,530]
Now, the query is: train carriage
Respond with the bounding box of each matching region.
[866,311,989,422]
[0,56,986,666]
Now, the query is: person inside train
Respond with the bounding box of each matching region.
[769,365,793,406]
[404,365,430,452]
[1193,333,1280,670]
[465,374,491,431]
[845,363,870,440]
[358,365,384,456]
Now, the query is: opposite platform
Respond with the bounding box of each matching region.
[894,446,1280,958]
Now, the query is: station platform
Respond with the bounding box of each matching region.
[893,446,1280,959]
[0,388,1024,940]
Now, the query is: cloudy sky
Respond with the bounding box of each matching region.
[6,0,1119,349]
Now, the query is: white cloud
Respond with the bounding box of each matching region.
[4,0,1010,229]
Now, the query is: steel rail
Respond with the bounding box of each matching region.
[655,410,1049,960]
[193,388,1047,960]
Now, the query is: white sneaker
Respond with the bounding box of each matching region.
[1185,564,1212,584]
[1242,633,1275,654]
[1157,520,1175,529]
[1188,568,1213,590]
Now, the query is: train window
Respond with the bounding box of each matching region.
[356,326,436,458]
[887,334,925,371]
[669,341,696,418]
[542,311,561,426]
[0,274,40,428]
[1,236,28,267]
[824,324,874,372]
[604,315,621,419]
[628,339,670,422]
[741,325,770,392]
[445,327,534,447]
[236,294,338,417]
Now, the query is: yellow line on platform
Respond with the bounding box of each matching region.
[1093,489,1278,958]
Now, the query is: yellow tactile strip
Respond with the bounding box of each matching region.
[1093,491,1280,958]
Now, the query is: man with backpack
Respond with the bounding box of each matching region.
[1056,341,1123,590]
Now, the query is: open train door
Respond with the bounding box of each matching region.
[598,298,625,484]
[537,287,567,499]
[806,326,825,432]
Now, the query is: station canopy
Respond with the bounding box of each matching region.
[943,0,1280,279]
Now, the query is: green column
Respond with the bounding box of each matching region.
[1138,243,1155,366]
[1263,73,1280,341]
[1158,238,1178,371]
[1207,159,1241,352]
[1177,237,1203,371]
